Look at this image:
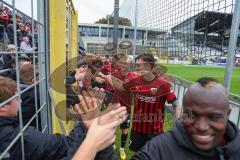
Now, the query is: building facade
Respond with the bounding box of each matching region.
[79,23,167,56]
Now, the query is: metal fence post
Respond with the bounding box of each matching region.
[113,0,119,54]
[132,0,138,61]
[224,0,240,91]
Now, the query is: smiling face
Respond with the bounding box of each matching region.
[135,59,152,76]
[118,57,131,74]
[182,83,230,150]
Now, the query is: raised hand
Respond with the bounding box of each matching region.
[72,106,127,160]
[74,87,106,127]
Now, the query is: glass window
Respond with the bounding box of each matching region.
[118,29,122,38]
[101,27,107,37]
[148,33,156,40]
[86,27,90,35]
[125,29,134,39]
[108,28,113,38]
[80,26,99,37]
[137,30,144,40]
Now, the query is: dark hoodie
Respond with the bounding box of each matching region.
[19,83,41,128]
[0,116,117,160]
[131,120,240,160]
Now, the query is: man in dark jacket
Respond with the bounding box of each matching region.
[132,77,240,160]
[0,58,3,70]
[19,63,40,128]
[0,76,127,160]
[7,23,14,44]
[2,45,16,70]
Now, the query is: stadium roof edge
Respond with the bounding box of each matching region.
[171,10,234,33]
[78,23,167,33]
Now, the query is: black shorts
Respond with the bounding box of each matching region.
[129,130,158,152]
[120,114,131,129]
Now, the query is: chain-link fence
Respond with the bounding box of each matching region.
[0,0,49,159]
[120,0,239,63]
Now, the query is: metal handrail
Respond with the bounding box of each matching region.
[0,68,12,74]
[170,75,240,127]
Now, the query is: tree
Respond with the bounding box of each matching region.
[95,16,132,26]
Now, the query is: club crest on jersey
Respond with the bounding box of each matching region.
[150,88,158,95]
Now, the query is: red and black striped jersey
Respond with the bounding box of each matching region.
[103,64,121,92]
[123,75,176,134]
[112,72,137,112]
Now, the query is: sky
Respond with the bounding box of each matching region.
[72,0,123,24]
[2,0,122,24]
[1,0,234,29]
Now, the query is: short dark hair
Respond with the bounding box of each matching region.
[196,77,219,88]
[135,53,155,68]
[92,59,103,68]
[113,54,119,60]
[20,64,35,83]
[0,76,16,103]
[77,60,87,68]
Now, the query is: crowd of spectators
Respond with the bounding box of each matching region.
[0,2,37,61]
[0,3,40,134]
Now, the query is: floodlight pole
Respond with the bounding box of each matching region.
[107,14,110,42]
[132,0,138,61]
[113,0,119,54]
[224,0,240,92]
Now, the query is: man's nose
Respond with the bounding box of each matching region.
[194,117,210,133]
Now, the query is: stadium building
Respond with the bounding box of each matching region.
[119,0,240,64]
[78,23,167,55]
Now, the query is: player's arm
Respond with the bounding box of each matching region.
[111,75,125,83]
[166,91,180,119]
[172,101,180,119]
[96,72,126,91]
[109,76,126,91]
[92,75,106,83]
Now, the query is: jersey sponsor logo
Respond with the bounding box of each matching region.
[150,87,158,95]
[138,95,156,103]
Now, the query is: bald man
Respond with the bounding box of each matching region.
[131,77,240,160]
[20,36,37,57]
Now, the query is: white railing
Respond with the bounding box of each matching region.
[170,75,240,128]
